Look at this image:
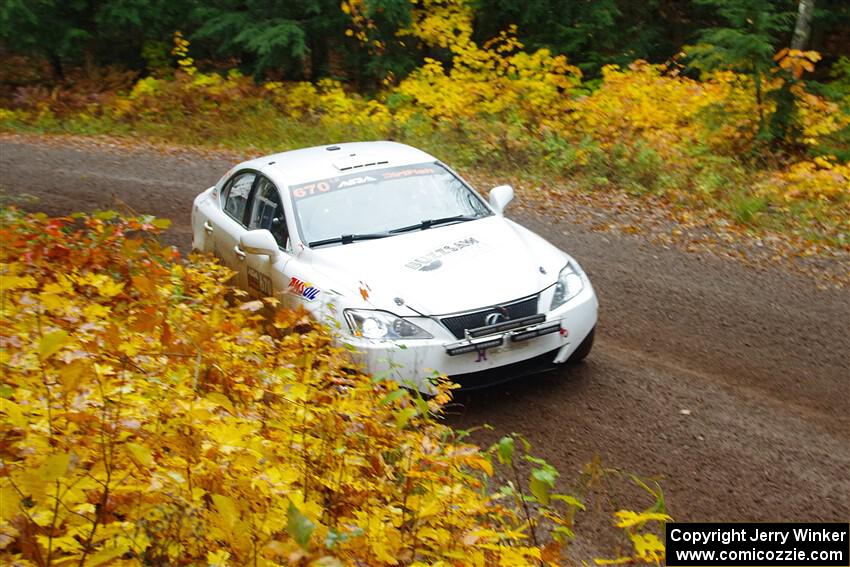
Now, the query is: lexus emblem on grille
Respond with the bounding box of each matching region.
[485,307,510,326]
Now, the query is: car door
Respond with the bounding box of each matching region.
[243,175,294,302]
[211,170,257,290]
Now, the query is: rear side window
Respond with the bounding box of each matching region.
[222,172,256,224]
[248,176,289,248]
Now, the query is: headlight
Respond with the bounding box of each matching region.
[550,261,584,310]
[344,310,433,339]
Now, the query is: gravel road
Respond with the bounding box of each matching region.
[2,137,848,554]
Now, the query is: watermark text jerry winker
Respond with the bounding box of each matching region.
[669,526,849,547]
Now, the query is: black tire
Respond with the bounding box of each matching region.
[568,327,595,364]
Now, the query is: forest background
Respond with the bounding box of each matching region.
[1,0,849,248]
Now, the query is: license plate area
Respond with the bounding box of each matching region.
[445,320,562,356]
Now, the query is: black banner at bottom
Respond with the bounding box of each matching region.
[666,523,849,566]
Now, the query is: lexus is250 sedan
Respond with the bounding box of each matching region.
[191,141,597,392]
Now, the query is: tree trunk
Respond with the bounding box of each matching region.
[49,52,65,82]
[791,0,815,50]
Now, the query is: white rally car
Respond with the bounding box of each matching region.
[191,142,597,392]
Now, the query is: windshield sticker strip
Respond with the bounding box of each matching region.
[290,163,440,200]
[405,237,480,271]
[289,276,320,301]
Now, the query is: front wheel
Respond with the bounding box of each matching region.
[568,327,595,363]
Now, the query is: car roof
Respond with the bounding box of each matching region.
[238,141,438,187]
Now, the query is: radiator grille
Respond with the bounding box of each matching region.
[440,295,539,339]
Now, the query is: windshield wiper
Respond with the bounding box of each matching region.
[309,233,391,247]
[388,214,479,234]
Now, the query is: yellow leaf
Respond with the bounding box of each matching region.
[84,541,130,566]
[0,482,22,521]
[206,392,235,414]
[594,558,633,565]
[126,442,154,467]
[58,360,88,394]
[614,510,671,528]
[132,275,155,295]
[213,494,238,526]
[38,292,66,311]
[83,303,111,320]
[80,273,124,298]
[467,456,493,476]
[630,532,665,561]
[207,549,231,566]
[39,453,72,482]
[2,275,38,289]
[0,399,25,428]
[39,329,70,360]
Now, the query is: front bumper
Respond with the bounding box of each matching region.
[343,280,598,393]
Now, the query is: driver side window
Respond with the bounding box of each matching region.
[223,172,256,225]
[248,176,289,249]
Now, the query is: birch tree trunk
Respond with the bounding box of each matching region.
[791,0,815,50]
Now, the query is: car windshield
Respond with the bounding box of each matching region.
[290,162,491,247]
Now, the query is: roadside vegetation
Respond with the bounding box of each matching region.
[0,209,669,564]
[1,1,849,248]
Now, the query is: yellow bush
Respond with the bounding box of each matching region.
[0,210,666,565]
[565,63,757,159]
[797,90,850,148]
[395,25,580,127]
[763,156,850,203]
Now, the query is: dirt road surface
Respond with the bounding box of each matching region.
[2,138,848,556]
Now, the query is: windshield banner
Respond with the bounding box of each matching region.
[289,163,440,200]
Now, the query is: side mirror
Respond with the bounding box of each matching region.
[488,185,514,215]
[240,229,279,259]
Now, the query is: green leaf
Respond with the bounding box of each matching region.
[630,474,666,514]
[324,528,361,550]
[552,526,575,543]
[524,455,548,466]
[496,436,514,465]
[552,494,586,510]
[287,501,315,549]
[379,389,407,405]
[151,218,171,229]
[38,329,70,360]
[530,466,558,505]
[395,407,417,428]
[530,475,551,505]
[514,433,532,453]
[413,394,430,417]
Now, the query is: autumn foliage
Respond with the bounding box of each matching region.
[3,4,848,247]
[0,210,668,565]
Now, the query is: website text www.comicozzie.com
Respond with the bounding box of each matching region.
[665,523,850,566]
[672,547,844,564]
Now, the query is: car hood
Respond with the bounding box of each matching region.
[306,216,568,315]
